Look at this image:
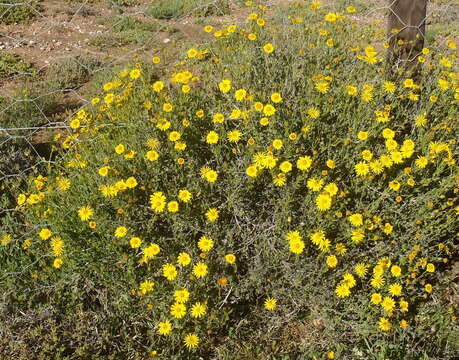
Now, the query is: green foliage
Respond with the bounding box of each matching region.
[1,1,458,359]
[0,0,39,24]
[148,0,231,19]
[0,53,36,80]
[46,55,102,90]
[89,16,162,48]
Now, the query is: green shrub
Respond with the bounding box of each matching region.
[90,16,162,48]
[0,0,39,24]
[46,55,102,90]
[148,0,230,19]
[0,53,36,80]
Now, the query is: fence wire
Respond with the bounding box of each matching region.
[0,0,457,256]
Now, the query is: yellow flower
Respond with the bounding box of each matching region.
[17,193,26,205]
[219,79,231,93]
[279,161,292,173]
[184,333,199,349]
[114,226,128,238]
[174,289,190,303]
[355,162,369,176]
[168,131,181,142]
[289,238,305,254]
[163,103,173,112]
[129,69,141,79]
[346,85,358,96]
[170,302,186,319]
[50,237,64,256]
[70,118,80,129]
[130,237,142,248]
[354,263,368,278]
[388,283,402,297]
[200,167,218,183]
[379,317,392,331]
[191,302,206,318]
[381,296,396,312]
[198,236,214,252]
[307,177,324,191]
[225,254,236,264]
[150,192,166,212]
[193,262,208,278]
[212,113,225,124]
[324,12,337,23]
[326,255,338,268]
[426,263,435,273]
[357,131,368,140]
[178,190,192,203]
[167,201,179,213]
[326,159,335,169]
[115,144,125,154]
[264,297,277,310]
[235,88,247,101]
[77,206,93,221]
[39,228,52,240]
[306,107,320,119]
[371,293,382,305]
[263,104,276,116]
[152,81,164,92]
[157,321,172,335]
[271,92,282,103]
[162,263,178,281]
[260,117,269,126]
[263,43,274,54]
[316,193,332,211]
[315,81,329,94]
[139,280,154,295]
[324,183,338,196]
[246,165,259,178]
[177,252,192,266]
[206,131,219,144]
[227,130,242,142]
[187,48,198,58]
[371,275,384,288]
[53,258,63,269]
[125,177,138,188]
[390,265,402,277]
[205,208,219,222]
[389,180,401,191]
[297,156,313,170]
[348,213,363,227]
[335,283,350,298]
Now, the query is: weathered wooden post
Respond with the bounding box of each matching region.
[386,0,427,79]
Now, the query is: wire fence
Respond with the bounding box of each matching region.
[0,0,457,239]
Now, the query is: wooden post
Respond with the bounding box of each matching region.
[386,0,427,79]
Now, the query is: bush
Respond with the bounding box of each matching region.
[2,2,458,359]
[46,55,102,90]
[0,0,39,24]
[148,0,230,19]
[90,16,162,48]
[0,53,36,80]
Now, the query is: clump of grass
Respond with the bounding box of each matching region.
[46,55,102,90]
[148,0,231,19]
[0,0,40,24]
[90,16,162,48]
[0,53,36,80]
